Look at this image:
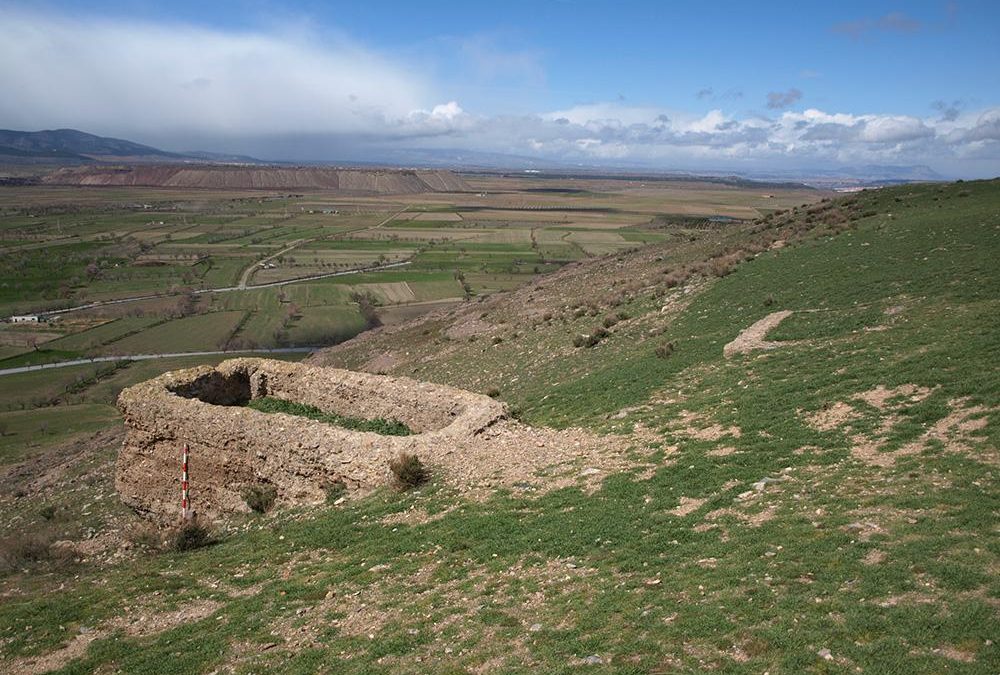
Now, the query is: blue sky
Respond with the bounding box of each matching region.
[1,1,998,176]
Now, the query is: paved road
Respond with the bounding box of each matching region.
[0,347,316,377]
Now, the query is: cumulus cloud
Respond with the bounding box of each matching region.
[766,88,803,109]
[418,103,1000,175]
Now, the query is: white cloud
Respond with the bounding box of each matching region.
[430,102,465,121]
[858,116,932,143]
[0,7,996,175]
[0,7,434,139]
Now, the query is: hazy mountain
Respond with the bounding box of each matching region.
[0,128,185,162]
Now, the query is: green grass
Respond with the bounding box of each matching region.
[107,311,246,353]
[246,396,412,436]
[0,403,118,464]
[41,317,163,353]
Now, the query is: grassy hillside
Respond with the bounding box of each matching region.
[1,180,997,673]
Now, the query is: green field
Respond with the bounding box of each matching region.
[0,403,118,464]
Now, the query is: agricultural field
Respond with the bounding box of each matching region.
[0,175,820,367]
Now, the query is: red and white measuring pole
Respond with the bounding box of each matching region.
[181,443,192,521]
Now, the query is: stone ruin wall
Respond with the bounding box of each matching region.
[116,358,507,522]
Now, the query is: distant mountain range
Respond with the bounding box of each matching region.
[0,128,259,164]
[0,128,946,187]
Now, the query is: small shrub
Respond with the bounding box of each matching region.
[763,293,775,307]
[708,255,739,278]
[663,272,685,288]
[38,505,57,521]
[655,341,675,359]
[125,522,164,550]
[169,519,214,552]
[0,532,54,571]
[389,453,428,490]
[602,314,619,329]
[574,326,609,348]
[242,484,278,513]
[324,480,347,504]
[485,386,501,398]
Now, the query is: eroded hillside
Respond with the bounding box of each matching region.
[41,165,469,193]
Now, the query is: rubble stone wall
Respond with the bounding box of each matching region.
[116,358,507,522]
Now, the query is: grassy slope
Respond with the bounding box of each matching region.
[0,180,997,674]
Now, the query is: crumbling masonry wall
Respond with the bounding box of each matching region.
[116,358,507,522]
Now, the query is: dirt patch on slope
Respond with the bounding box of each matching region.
[671,411,742,442]
[801,387,994,468]
[852,384,932,410]
[723,310,794,357]
[803,402,859,432]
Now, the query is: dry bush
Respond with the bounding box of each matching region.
[574,326,609,348]
[708,255,739,278]
[655,341,675,359]
[125,522,164,550]
[663,271,687,288]
[0,531,55,571]
[169,518,214,552]
[389,453,429,490]
[242,484,278,513]
[324,479,348,503]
